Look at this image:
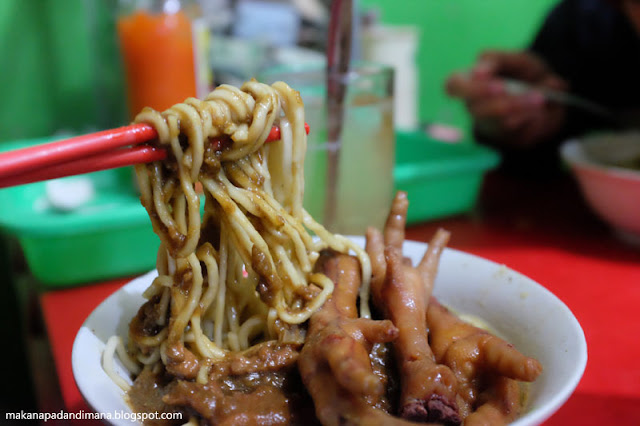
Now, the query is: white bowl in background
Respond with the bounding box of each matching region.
[560,133,640,244]
[72,237,587,426]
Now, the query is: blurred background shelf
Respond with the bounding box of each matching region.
[0,0,557,144]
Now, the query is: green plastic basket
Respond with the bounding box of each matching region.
[0,137,158,287]
[0,132,498,286]
[393,131,500,224]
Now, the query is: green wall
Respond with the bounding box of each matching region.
[359,0,559,138]
[0,0,126,143]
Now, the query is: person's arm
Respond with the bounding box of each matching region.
[445,1,578,152]
[446,51,568,150]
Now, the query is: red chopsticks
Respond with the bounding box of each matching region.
[0,122,309,189]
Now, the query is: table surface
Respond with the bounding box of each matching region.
[39,171,640,425]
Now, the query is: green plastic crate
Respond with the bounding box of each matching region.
[393,131,500,223]
[0,137,158,287]
[0,132,498,286]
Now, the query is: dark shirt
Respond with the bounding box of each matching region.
[530,0,640,136]
[487,0,640,174]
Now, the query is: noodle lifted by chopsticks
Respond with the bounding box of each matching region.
[105,81,370,391]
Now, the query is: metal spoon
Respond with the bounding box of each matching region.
[502,78,618,124]
[324,0,353,229]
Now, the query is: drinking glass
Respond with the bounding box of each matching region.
[260,62,395,235]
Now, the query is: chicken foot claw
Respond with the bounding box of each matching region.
[299,250,440,426]
[427,299,542,418]
[366,193,461,425]
[320,318,397,397]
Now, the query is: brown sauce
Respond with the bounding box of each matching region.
[130,296,165,339]
[127,368,185,426]
[128,345,318,426]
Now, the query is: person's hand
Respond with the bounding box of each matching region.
[446,50,569,149]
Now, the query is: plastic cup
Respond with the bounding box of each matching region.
[261,62,395,235]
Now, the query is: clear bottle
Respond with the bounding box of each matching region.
[116,0,199,119]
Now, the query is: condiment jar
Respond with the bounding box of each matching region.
[116,0,199,119]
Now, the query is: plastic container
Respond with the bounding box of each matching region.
[0,137,158,287]
[393,131,500,224]
[0,131,497,286]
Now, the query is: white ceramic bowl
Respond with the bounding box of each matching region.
[560,133,640,244]
[72,237,587,426]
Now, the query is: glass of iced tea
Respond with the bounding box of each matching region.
[260,63,395,235]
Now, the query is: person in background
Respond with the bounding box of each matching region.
[446,0,640,174]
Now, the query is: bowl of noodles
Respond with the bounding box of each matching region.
[72,81,586,425]
[72,238,586,426]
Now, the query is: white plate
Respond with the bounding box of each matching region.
[72,237,587,426]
